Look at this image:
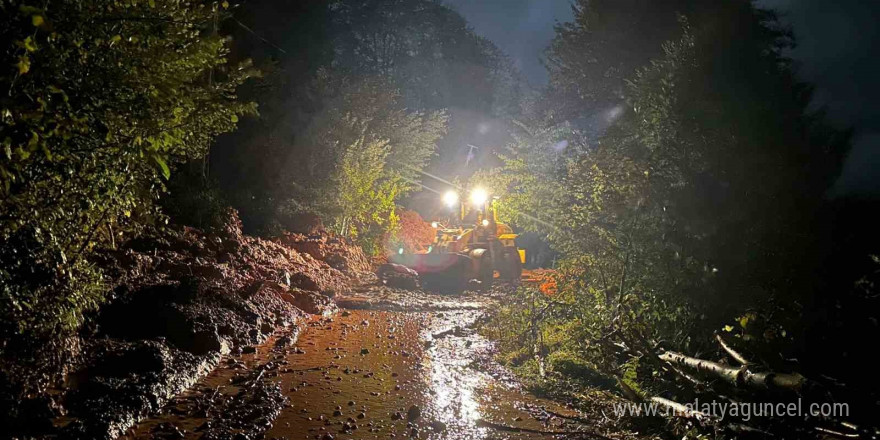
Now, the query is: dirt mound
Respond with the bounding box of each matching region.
[110,210,349,296]
[19,209,357,439]
[275,232,372,275]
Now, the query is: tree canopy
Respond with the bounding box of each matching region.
[208,0,522,249]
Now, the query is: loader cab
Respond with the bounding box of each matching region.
[432,227,465,253]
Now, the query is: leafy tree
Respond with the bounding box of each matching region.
[213,0,512,235]
[277,74,447,254]
[544,0,694,126]
[469,121,575,240]
[0,0,255,391]
[330,0,503,112]
[328,0,527,177]
[493,2,851,385]
[209,0,333,231]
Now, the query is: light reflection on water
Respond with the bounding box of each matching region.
[417,310,575,440]
[421,314,497,439]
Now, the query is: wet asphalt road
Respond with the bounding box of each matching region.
[124,294,592,440]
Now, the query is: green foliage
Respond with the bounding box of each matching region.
[481,283,618,393]
[544,0,692,121]
[333,136,399,254]
[470,121,577,244]
[481,285,552,387]
[0,230,104,337]
[0,0,255,377]
[279,74,447,254]
[161,169,229,231]
[214,0,518,241]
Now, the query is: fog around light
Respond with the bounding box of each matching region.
[443,190,459,208]
[470,188,488,206]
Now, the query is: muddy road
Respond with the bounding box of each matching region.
[123,288,597,440]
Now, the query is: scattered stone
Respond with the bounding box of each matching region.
[406,405,421,421]
[152,422,185,439]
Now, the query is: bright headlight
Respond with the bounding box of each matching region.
[442,190,459,208]
[470,188,488,206]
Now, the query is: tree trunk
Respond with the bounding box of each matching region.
[658,351,805,391]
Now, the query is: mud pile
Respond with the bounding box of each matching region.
[106,210,352,296]
[274,232,372,276]
[27,210,358,439]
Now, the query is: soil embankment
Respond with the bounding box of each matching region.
[6,211,370,439]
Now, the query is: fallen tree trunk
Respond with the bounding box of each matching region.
[658,351,805,391]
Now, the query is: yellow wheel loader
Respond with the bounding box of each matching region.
[390,188,524,292]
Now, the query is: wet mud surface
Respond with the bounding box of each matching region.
[123,290,599,440]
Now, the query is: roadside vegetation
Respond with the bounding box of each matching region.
[479,1,878,436]
[1,0,256,394]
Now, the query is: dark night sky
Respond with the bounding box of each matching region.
[759,0,880,196]
[446,0,880,196]
[444,0,573,85]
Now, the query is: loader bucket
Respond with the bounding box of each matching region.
[389,253,473,292]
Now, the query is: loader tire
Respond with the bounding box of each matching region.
[420,256,470,294]
[499,249,523,281]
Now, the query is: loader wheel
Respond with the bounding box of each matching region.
[420,256,469,294]
[499,249,523,281]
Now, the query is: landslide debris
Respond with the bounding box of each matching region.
[274,231,372,276]
[6,210,362,439]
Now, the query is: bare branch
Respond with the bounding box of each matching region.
[715,333,750,366]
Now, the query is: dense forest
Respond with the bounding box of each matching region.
[478,1,880,434]
[2,0,879,438]
[481,0,880,431]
